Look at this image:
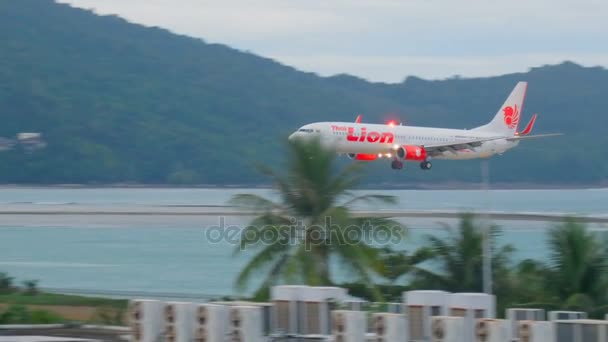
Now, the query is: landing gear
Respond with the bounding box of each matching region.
[420,160,432,170]
[391,160,404,170]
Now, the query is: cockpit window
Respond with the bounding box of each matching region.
[298,128,314,133]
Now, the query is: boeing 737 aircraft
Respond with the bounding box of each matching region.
[289,82,559,170]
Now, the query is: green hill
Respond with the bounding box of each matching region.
[0,0,606,186]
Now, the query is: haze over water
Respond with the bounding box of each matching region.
[0,188,606,298]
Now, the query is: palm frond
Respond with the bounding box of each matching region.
[335,243,384,301]
[235,213,293,252]
[229,194,280,211]
[234,241,291,291]
[342,194,398,208]
[255,164,298,210]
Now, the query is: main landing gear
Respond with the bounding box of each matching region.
[390,159,432,170]
[391,159,403,170]
[420,160,432,170]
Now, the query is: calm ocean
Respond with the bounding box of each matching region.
[0,188,606,298]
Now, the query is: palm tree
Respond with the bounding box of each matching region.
[545,218,608,311]
[0,272,15,294]
[409,213,514,295]
[229,138,404,299]
[21,280,39,296]
[377,246,434,285]
[509,259,554,306]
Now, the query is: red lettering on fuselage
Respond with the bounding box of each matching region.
[347,127,394,144]
[380,132,394,143]
[347,127,359,141]
[367,132,380,143]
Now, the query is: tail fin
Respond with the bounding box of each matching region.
[474,81,528,135]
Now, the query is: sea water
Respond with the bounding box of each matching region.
[0,188,606,297]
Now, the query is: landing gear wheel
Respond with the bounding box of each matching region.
[391,160,404,170]
[420,161,432,170]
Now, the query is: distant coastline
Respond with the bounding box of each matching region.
[0,182,605,190]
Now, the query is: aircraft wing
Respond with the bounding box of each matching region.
[507,133,563,141]
[421,133,562,156]
[422,136,506,156]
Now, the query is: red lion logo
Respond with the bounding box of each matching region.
[503,104,520,129]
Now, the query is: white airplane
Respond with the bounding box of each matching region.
[289,82,560,170]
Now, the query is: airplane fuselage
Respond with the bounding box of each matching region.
[292,122,519,160]
[288,82,557,171]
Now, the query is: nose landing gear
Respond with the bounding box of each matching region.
[391,160,404,170]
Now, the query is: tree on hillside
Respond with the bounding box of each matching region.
[545,218,608,313]
[2,1,608,185]
[229,138,404,300]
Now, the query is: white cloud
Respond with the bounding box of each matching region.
[58,0,608,38]
[57,0,608,82]
[57,0,366,38]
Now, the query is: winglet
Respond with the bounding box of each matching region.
[355,114,362,123]
[517,113,537,136]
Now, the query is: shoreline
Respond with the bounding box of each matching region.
[0,183,606,190]
[0,204,606,223]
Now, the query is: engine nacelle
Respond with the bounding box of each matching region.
[396,145,427,160]
[348,153,378,161]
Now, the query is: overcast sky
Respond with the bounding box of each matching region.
[58,0,608,83]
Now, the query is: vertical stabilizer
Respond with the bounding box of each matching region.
[475,82,527,135]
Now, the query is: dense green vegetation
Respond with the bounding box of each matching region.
[339,217,608,318]
[238,140,608,317]
[0,304,66,324]
[0,292,127,309]
[0,273,127,324]
[399,216,608,317]
[1,0,607,186]
[0,272,126,308]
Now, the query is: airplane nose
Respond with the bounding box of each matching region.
[288,132,296,141]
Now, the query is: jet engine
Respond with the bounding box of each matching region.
[396,145,427,160]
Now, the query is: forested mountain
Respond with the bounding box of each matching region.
[0,0,606,186]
